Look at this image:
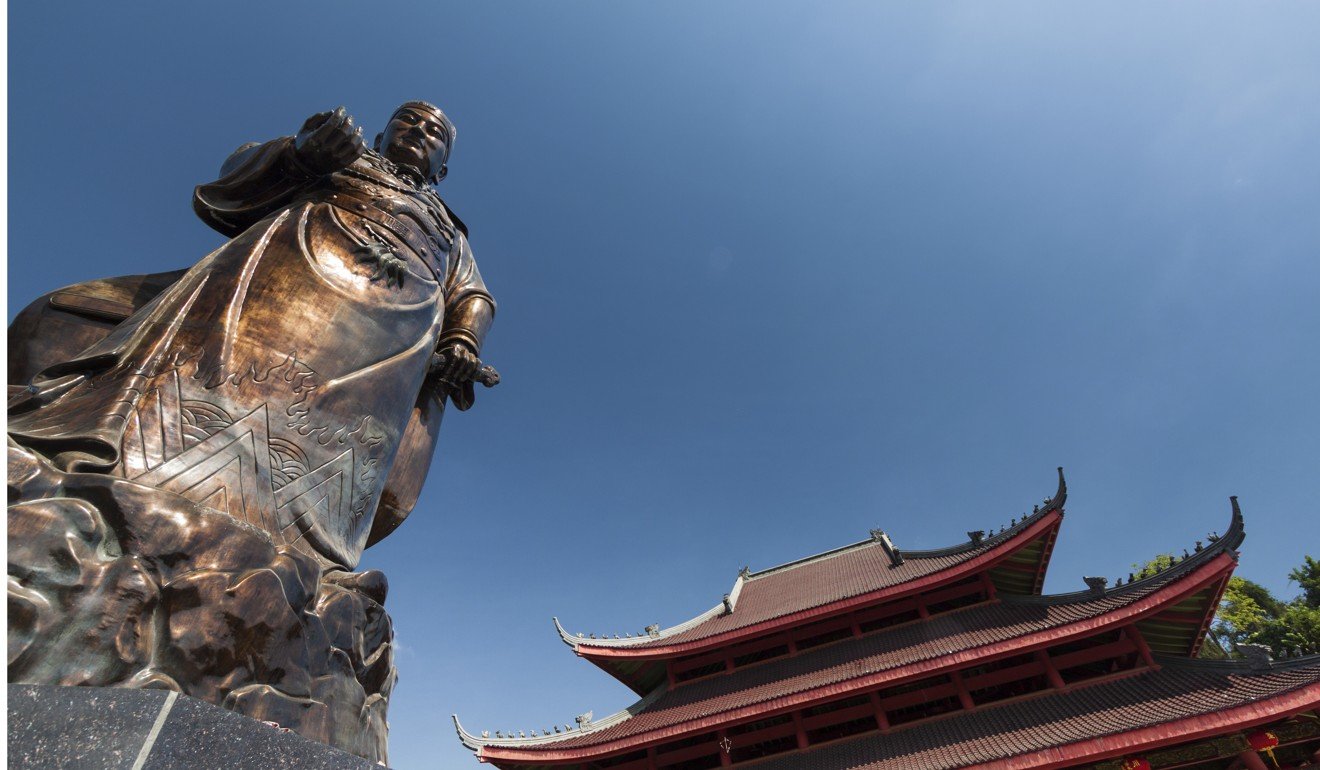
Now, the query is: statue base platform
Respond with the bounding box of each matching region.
[7,685,383,769]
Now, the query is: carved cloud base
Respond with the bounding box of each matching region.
[6,441,396,765]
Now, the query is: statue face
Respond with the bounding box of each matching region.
[380,106,452,181]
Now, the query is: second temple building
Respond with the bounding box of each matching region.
[455,470,1320,770]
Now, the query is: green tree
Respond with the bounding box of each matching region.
[1288,555,1320,608]
[1211,577,1285,650]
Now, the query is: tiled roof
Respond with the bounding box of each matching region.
[458,511,1241,755]
[746,656,1320,770]
[561,470,1067,651]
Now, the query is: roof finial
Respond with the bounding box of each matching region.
[872,530,904,566]
[738,565,751,579]
[1083,576,1108,596]
[722,593,734,614]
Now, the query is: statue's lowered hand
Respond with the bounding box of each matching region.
[294,106,366,175]
[430,345,500,411]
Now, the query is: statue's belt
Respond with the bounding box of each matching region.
[312,190,452,266]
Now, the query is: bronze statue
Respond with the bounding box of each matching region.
[7,102,497,764]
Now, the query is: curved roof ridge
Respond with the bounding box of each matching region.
[751,467,1067,577]
[904,467,1067,559]
[1005,494,1243,606]
[555,575,745,649]
[453,684,668,751]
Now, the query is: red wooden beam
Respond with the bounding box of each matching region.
[1191,573,1233,658]
[951,670,975,710]
[801,703,875,732]
[1036,649,1065,689]
[868,692,890,731]
[1050,638,1136,671]
[964,659,1049,692]
[791,711,808,749]
[1032,527,1059,594]
[1125,625,1157,669]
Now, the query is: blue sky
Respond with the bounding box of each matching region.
[8,3,1320,768]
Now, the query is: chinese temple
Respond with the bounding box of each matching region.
[454,470,1320,770]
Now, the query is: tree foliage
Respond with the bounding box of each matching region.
[1133,553,1319,658]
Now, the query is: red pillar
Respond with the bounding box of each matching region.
[724,656,735,673]
[1237,750,1270,770]
[647,746,658,770]
[666,661,677,688]
[851,619,863,639]
[868,692,890,731]
[792,711,809,750]
[950,670,975,710]
[1037,649,1065,689]
[980,571,998,601]
[916,601,931,620]
[1126,624,1157,668]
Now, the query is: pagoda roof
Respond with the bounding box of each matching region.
[718,654,1320,770]
[558,469,1067,656]
[455,499,1244,761]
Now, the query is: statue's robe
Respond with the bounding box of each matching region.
[8,138,492,568]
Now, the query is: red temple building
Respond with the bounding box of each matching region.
[455,470,1320,769]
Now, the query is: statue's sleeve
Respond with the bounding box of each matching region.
[443,233,496,319]
[192,136,313,238]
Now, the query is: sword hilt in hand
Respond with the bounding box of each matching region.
[429,351,501,388]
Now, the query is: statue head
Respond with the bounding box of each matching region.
[376,101,456,183]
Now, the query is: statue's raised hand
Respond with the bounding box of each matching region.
[353,241,408,289]
[293,106,366,175]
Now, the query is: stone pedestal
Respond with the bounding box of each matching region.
[7,685,383,769]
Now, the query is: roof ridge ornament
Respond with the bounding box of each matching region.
[1239,643,1272,671]
[1083,576,1108,596]
[870,529,904,567]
